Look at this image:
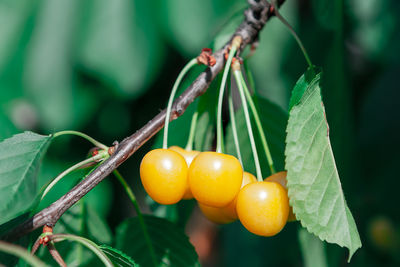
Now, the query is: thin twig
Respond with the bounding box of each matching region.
[2,0,285,241]
[47,243,67,267]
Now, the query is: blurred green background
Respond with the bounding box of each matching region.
[1,0,400,266]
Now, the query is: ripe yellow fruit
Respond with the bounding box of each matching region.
[265,171,296,222]
[140,149,188,205]
[169,146,200,199]
[188,152,243,207]
[237,181,289,236]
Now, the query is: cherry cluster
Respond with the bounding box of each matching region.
[140,147,295,237]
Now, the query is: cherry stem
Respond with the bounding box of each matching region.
[0,241,46,267]
[47,243,67,267]
[41,150,109,200]
[233,62,262,181]
[271,0,313,68]
[31,237,41,255]
[228,90,243,165]
[185,111,198,151]
[163,58,198,149]
[53,130,108,151]
[240,74,276,174]
[216,36,242,153]
[49,234,113,267]
[113,169,158,267]
[243,60,255,91]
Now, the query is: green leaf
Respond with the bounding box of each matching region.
[0,131,52,225]
[99,245,138,267]
[285,72,361,260]
[116,215,200,267]
[298,228,328,267]
[226,95,288,175]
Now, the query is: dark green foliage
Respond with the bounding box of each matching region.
[116,215,200,267]
[99,245,138,267]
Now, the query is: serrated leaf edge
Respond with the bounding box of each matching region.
[286,75,361,261]
[99,244,138,267]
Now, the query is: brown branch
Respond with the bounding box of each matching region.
[2,0,285,241]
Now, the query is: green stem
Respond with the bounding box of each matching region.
[0,241,47,267]
[163,58,198,149]
[243,60,255,92]
[185,111,198,151]
[53,130,108,151]
[240,74,276,174]
[216,39,241,153]
[113,170,158,267]
[271,0,313,68]
[41,150,109,200]
[233,68,262,181]
[50,234,113,267]
[228,91,242,165]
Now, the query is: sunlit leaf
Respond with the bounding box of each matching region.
[0,132,52,225]
[285,71,361,260]
[116,215,200,267]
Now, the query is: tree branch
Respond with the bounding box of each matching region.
[3,0,285,241]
